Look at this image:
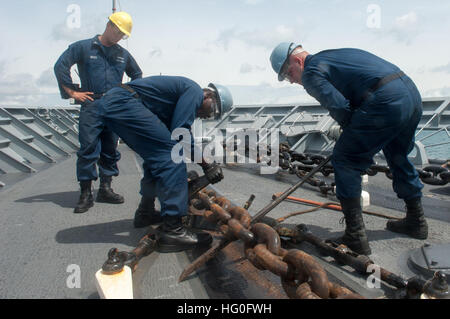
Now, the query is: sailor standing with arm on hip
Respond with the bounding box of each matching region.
[270,42,428,255]
[54,12,143,214]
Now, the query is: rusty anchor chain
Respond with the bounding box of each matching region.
[274,223,448,298]
[278,142,450,187]
[225,141,336,195]
[243,222,363,299]
[179,155,332,282]
[181,189,365,299]
[281,143,450,188]
[178,190,255,282]
[224,140,450,191]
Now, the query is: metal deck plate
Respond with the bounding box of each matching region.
[408,243,450,281]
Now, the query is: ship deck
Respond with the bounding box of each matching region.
[0,144,449,299]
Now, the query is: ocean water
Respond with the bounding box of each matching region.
[415,130,450,161]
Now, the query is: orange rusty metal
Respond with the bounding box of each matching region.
[203,209,217,223]
[244,243,266,271]
[283,249,330,299]
[253,244,290,278]
[183,189,364,299]
[272,192,400,220]
[296,282,321,299]
[328,282,354,298]
[227,218,254,244]
[225,241,289,299]
[215,196,232,210]
[210,203,232,223]
[273,192,342,211]
[251,223,281,255]
[229,206,251,228]
[281,278,300,299]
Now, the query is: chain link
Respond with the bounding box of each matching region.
[228,141,450,190]
[191,189,365,299]
[282,143,450,187]
[224,141,449,190]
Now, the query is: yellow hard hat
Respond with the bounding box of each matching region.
[109,11,133,37]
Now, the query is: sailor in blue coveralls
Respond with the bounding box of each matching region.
[270,43,428,255]
[54,12,142,214]
[96,76,232,252]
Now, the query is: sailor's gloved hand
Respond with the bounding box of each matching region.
[201,162,224,184]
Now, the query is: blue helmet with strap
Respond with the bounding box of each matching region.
[208,83,233,119]
[270,42,302,81]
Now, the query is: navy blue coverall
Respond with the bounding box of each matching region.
[301,48,423,201]
[97,76,204,217]
[54,35,142,182]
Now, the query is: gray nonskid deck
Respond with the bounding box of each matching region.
[0,145,207,299]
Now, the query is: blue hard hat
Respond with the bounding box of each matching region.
[208,83,233,119]
[270,42,302,81]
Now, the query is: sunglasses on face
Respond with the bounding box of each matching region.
[279,63,292,82]
[279,42,296,81]
[113,24,128,40]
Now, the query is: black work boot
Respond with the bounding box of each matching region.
[156,215,212,253]
[96,176,124,204]
[386,197,428,239]
[74,180,94,214]
[133,196,163,228]
[327,197,372,255]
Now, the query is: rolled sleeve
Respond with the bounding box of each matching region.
[125,54,143,80]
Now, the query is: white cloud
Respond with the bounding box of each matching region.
[245,0,264,4]
[0,73,39,96]
[388,11,419,45]
[395,12,418,29]
[239,63,265,74]
[275,25,295,38]
[228,82,314,105]
[1,1,449,107]
[367,11,421,45]
[216,24,298,50]
[51,14,106,42]
[431,63,450,74]
[0,66,61,106]
[36,68,58,88]
[424,86,450,98]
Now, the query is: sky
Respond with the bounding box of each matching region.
[0,0,449,106]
